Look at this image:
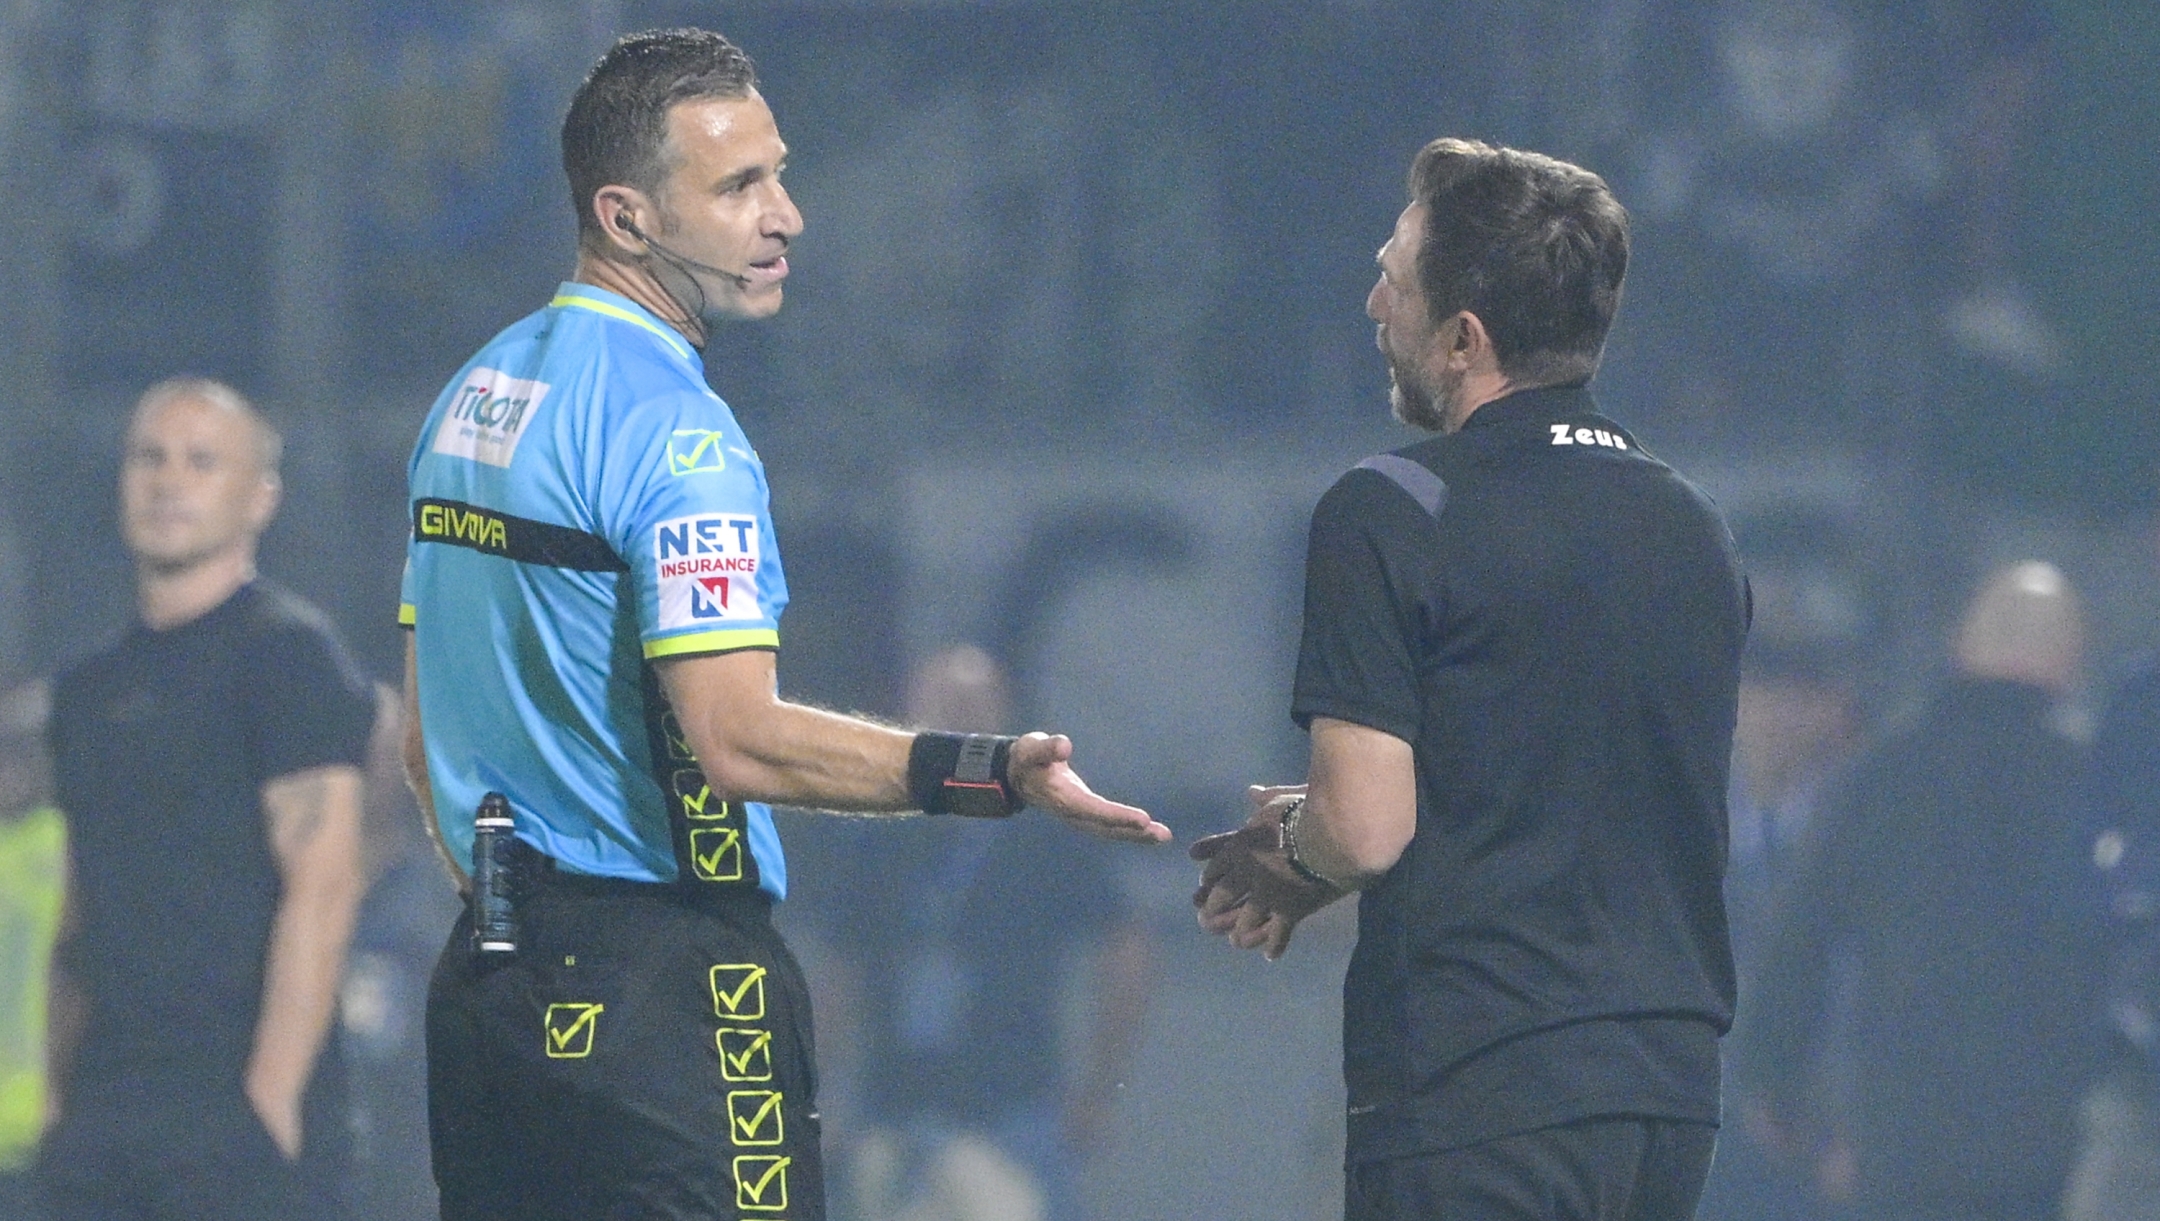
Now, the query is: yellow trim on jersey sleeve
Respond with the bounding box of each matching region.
[398,602,417,627]
[550,293,696,361]
[643,629,779,660]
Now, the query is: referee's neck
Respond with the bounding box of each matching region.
[573,253,708,350]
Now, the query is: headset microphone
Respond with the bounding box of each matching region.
[616,215,753,289]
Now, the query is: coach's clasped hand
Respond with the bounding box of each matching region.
[1191,784,1345,961]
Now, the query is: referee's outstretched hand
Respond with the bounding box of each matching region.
[1009,731,1173,844]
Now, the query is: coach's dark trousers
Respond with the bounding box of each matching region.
[1346,1117,1718,1221]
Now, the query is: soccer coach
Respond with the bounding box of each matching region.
[1195,138,1748,1219]
[399,29,1167,1221]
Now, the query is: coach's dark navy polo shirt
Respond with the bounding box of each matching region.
[1292,384,1749,1163]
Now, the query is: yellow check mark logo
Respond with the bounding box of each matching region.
[732,1155,790,1211]
[727,1090,785,1146]
[662,712,696,761]
[710,964,767,1021]
[716,1027,774,1082]
[667,429,727,476]
[674,771,724,820]
[543,1003,603,1059]
[688,827,743,881]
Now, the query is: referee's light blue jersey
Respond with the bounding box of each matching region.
[401,284,790,897]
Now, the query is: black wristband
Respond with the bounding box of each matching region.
[908,731,1021,817]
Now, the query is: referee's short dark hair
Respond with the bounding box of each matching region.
[1408,138,1629,388]
[561,29,759,244]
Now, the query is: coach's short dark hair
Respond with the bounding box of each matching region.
[1408,138,1629,387]
[561,29,759,242]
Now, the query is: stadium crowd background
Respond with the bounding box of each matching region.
[0,1,2157,1218]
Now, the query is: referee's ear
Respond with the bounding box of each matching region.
[589,184,657,259]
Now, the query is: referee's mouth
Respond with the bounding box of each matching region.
[743,256,789,284]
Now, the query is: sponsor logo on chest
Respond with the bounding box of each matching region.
[431,369,550,467]
[655,515,764,628]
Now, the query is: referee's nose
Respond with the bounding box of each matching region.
[764,179,803,244]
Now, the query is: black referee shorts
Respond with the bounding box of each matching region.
[1346,1118,1717,1221]
[426,873,825,1221]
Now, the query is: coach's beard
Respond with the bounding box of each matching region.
[1387,354,1452,434]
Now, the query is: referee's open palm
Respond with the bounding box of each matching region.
[1008,731,1172,844]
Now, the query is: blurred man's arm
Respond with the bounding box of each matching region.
[659,648,1169,843]
[1194,717,1415,959]
[400,635,464,889]
[249,763,365,1160]
[42,847,82,1133]
[1065,919,1155,1153]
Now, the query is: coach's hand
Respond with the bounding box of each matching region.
[1010,731,1172,844]
[1190,785,1342,960]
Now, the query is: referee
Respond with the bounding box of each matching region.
[1194,139,1748,1219]
[398,30,1167,1221]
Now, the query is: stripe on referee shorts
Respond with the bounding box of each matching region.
[411,498,627,572]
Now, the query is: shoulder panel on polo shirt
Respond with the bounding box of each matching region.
[1354,453,1448,519]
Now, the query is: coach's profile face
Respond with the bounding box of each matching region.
[120,396,279,573]
[598,91,803,322]
[1367,202,1456,433]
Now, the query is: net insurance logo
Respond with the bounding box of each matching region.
[655,515,763,630]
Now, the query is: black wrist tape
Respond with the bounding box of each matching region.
[908,731,1021,817]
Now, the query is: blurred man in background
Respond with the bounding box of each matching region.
[0,681,64,1221]
[842,645,1153,1221]
[2065,526,2160,1221]
[37,378,374,1221]
[1194,138,1749,1219]
[1742,559,2102,1220]
[1617,0,2058,447]
[1699,505,1871,1221]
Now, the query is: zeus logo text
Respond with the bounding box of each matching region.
[1550,425,1628,450]
[416,503,507,551]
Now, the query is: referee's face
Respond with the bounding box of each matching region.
[650,92,803,321]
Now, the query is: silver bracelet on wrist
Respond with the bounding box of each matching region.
[1279,797,1345,891]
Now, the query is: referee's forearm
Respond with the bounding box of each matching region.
[689,698,917,811]
[660,649,922,811]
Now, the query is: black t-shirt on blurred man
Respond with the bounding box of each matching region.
[1292,386,1749,1163]
[48,580,374,1102]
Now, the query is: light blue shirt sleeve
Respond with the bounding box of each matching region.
[397,556,417,627]
[592,389,789,660]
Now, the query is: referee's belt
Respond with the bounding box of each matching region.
[491,836,774,921]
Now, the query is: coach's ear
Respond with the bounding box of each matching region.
[590,184,659,258]
[1438,309,1501,376]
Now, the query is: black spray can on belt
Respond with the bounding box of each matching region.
[471,792,520,955]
